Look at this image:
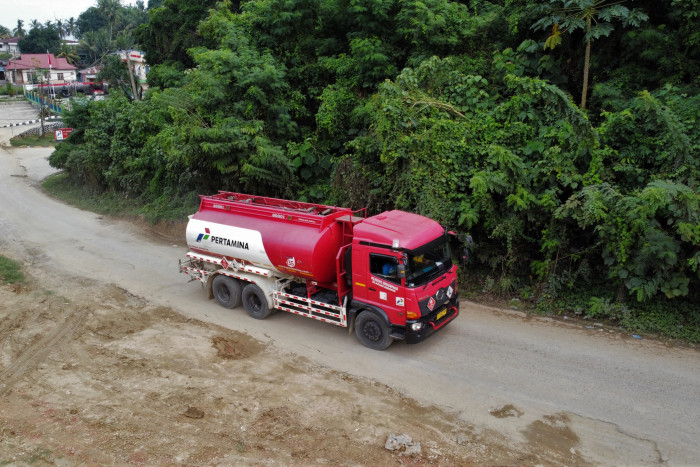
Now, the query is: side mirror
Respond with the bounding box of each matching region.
[461,247,470,265]
[460,235,473,265]
[397,263,406,279]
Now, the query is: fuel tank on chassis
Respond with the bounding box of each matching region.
[186,209,346,283]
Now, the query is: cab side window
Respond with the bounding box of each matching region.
[369,254,400,284]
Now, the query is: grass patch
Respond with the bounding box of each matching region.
[0,255,25,284]
[42,173,144,217]
[42,172,199,222]
[537,287,700,344]
[10,132,58,147]
[462,274,700,344]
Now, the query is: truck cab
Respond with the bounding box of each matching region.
[349,211,459,349]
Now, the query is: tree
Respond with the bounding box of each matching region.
[98,0,122,40]
[13,19,26,37]
[79,29,113,64]
[134,0,218,68]
[66,17,77,38]
[57,43,81,66]
[97,53,130,89]
[532,0,648,109]
[0,25,11,39]
[76,7,109,38]
[18,23,62,54]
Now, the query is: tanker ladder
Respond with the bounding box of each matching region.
[179,251,273,285]
[273,287,347,328]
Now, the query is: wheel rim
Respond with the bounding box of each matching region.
[363,320,382,342]
[249,294,262,312]
[216,284,230,302]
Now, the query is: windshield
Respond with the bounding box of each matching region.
[405,235,453,288]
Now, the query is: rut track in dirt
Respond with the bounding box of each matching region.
[0,305,89,396]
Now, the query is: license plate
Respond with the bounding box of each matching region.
[436,308,447,320]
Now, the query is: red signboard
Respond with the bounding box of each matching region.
[54,128,73,141]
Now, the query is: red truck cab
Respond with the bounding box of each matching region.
[349,210,459,349]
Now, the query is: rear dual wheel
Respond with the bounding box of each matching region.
[212,277,273,320]
[241,283,273,319]
[212,275,241,309]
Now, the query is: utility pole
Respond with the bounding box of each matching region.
[39,73,45,137]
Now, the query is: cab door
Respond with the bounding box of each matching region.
[364,252,406,324]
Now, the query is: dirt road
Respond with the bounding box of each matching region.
[1,102,700,465]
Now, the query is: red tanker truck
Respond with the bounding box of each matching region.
[179,192,462,349]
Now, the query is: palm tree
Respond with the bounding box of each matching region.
[29,19,41,31]
[97,0,122,40]
[56,19,65,39]
[13,19,26,37]
[66,17,77,39]
[57,44,80,67]
[79,29,113,65]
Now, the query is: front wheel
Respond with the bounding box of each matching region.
[241,284,273,319]
[355,311,393,350]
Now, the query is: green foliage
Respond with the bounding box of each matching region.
[18,23,62,54]
[76,7,109,37]
[587,296,631,321]
[49,0,700,340]
[135,0,219,70]
[0,256,24,285]
[98,54,131,88]
[344,56,596,282]
[0,83,18,96]
[531,0,648,44]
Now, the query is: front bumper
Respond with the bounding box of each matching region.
[403,295,459,344]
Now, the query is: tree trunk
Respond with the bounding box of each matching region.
[126,55,139,101]
[581,17,592,110]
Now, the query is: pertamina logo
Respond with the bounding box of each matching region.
[196,227,249,250]
[196,228,211,242]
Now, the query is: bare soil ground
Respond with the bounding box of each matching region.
[0,266,585,465]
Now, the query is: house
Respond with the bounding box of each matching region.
[78,66,101,83]
[4,53,78,85]
[0,37,21,58]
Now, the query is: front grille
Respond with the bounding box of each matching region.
[417,280,456,316]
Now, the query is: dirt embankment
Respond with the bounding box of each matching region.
[0,270,585,465]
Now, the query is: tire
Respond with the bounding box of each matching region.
[355,310,393,350]
[212,275,241,309]
[241,284,273,319]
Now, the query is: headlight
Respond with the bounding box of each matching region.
[411,322,423,331]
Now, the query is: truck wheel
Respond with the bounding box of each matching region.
[212,275,241,309]
[355,311,393,350]
[242,284,273,319]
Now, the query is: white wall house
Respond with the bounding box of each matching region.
[5,54,78,85]
[0,37,21,58]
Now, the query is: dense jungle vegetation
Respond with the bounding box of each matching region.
[47,0,700,338]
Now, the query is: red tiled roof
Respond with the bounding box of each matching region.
[7,54,77,71]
